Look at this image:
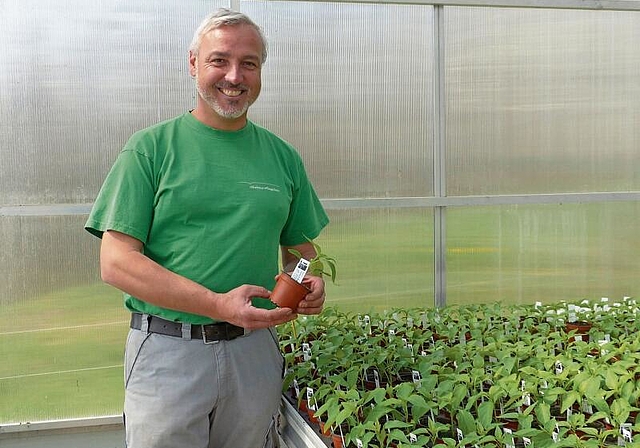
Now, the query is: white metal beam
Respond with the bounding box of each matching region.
[263,0,640,12]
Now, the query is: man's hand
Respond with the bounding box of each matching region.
[294,275,326,315]
[215,284,297,330]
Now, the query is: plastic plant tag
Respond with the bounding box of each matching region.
[412,370,421,383]
[409,433,418,443]
[364,315,371,335]
[523,437,532,446]
[619,423,632,445]
[306,387,316,411]
[555,361,564,374]
[356,439,364,448]
[293,379,300,398]
[504,428,515,448]
[456,428,464,442]
[290,258,310,283]
[302,343,312,361]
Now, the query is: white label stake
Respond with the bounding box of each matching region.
[290,258,310,283]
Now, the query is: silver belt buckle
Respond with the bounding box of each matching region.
[202,325,219,344]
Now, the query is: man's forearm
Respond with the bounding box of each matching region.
[100,230,222,319]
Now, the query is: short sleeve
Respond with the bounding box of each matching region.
[84,148,156,243]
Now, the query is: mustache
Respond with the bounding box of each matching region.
[216,82,249,91]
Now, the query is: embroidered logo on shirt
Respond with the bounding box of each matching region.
[239,182,281,193]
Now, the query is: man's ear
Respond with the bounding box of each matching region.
[188,51,197,78]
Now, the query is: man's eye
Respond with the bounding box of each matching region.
[243,61,258,70]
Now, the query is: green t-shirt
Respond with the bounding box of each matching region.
[85,112,329,324]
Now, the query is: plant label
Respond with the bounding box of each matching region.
[293,379,300,398]
[409,433,418,443]
[306,387,316,411]
[290,258,310,283]
[412,370,421,383]
[456,428,464,442]
[555,361,563,374]
[523,437,532,446]
[302,343,312,361]
[618,423,632,445]
[504,428,515,448]
[355,439,364,448]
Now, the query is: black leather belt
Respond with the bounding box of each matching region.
[130,313,246,343]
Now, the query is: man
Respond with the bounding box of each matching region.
[85,9,329,448]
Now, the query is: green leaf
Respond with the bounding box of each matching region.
[477,400,494,429]
[535,402,551,426]
[457,409,476,436]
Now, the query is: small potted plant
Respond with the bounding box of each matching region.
[270,238,337,309]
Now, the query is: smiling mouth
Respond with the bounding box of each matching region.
[220,88,243,97]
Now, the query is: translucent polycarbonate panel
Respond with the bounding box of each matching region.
[446,7,640,195]
[0,0,225,206]
[0,215,101,304]
[245,1,435,199]
[446,202,640,306]
[0,214,128,423]
[319,208,434,312]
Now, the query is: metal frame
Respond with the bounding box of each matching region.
[0,399,328,448]
[279,397,328,448]
[262,0,640,11]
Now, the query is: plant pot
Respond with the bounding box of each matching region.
[331,423,351,448]
[319,421,332,437]
[565,321,592,342]
[307,406,319,424]
[270,272,310,309]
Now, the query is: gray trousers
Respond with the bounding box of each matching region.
[123,324,284,448]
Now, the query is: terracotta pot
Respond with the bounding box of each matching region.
[565,321,592,342]
[319,421,331,437]
[331,432,344,448]
[270,273,310,309]
[331,423,351,448]
[307,407,319,424]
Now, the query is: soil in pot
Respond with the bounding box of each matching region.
[270,273,310,309]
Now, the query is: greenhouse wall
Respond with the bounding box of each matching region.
[1,0,639,429]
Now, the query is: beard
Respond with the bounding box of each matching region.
[195,78,253,120]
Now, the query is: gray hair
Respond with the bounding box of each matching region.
[189,9,268,64]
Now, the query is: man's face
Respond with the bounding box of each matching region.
[189,24,263,129]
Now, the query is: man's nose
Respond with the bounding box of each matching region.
[225,64,243,84]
